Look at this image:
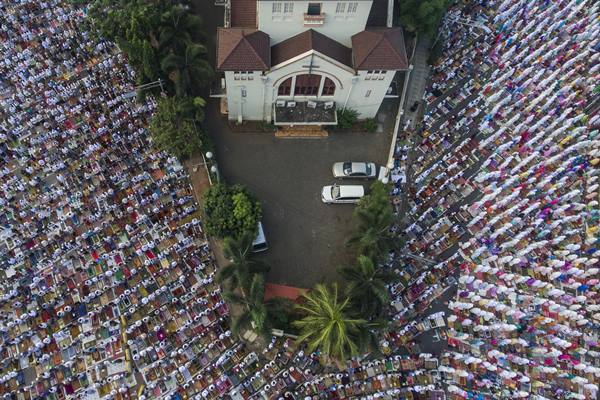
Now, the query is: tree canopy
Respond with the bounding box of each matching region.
[203,183,262,240]
[338,255,394,319]
[293,283,369,362]
[398,0,451,36]
[87,0,212,96]
[348,181,395,262]
[148,96,206,160]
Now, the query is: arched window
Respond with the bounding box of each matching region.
[294,74,321,96]
[321,77,335,96]
[278,77,292,96]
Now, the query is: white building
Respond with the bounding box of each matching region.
[215,0,408,126]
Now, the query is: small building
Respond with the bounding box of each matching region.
[215,0,408,126]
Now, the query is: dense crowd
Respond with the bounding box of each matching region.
[0,1,446,399]
[1,0,598,398]
[387,0,600,398]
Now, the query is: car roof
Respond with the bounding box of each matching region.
[252,222,266,246]
[338,185,364,197]
[351,162,367,172]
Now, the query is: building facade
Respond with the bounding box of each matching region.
[216,0,407,125]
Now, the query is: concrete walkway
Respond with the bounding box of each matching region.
[403,37,431,130]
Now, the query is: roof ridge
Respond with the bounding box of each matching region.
[240,31,268,69]
[360,31,384,67]
[220,29,268,70]
[384,28,404,63]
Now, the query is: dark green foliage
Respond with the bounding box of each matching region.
[149,96,206,160]
[161,43,213,97]
[336,108,359,130]
[362,118,378,133]
[398,0,451,37]
[266,297,301,334]
[203,183,262,240]
[87,0,213,96]
[347,181,395,262]
[338,255,395,319]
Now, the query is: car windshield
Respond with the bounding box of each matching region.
[343,162,352,174]
[331,186,340,199]
[366,164,372,174]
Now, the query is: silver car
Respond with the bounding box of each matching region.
[332,162,377,179]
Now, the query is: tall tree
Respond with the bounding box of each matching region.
[158,6,205,55]
[338,255,394,319]
[293,283,368,362]
[223,273,270,336]
[398,0,451,36]
[148,96,206,159]
[217,231,270,293]
[160,43,213,96]
[347,181,395,261]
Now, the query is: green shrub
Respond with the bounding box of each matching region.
[336,108,359,130]
[203,183,262,239]
[362,118,378,133]
[149,96,209,160]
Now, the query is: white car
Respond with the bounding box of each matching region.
[321,184,365,204]
[252,222,268,253]
[332,161,377,178]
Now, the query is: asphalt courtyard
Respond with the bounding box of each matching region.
[204,100,396,288]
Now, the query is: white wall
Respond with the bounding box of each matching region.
[225,71,268,122]
[264,52,355,122]
[345,70,396,119]
[224,55,395,122]
[257,1,372,47]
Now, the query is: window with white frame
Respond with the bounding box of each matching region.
[241,88,247,98]
[272,2,282,13]
[365,70,385,80]
[284,2,294,13]
[233,71,253,81]
[335,2,346,13]
[347,2,358,13]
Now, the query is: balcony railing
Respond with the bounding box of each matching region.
[303,13,325,26]
[273,100,337,126]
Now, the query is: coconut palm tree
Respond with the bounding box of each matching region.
[223,273,270,336]
[338,255,394,318]
[347,181,395,261]
[293,283,368,362]
[160,43,213,96]
[158,6,205,55]
[217,231,270,294]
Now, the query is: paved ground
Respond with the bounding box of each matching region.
[403,37,431,130]
[203,100,396,288]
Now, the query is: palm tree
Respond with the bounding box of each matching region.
[347,181,395,261]
[338,255,394,318]
[217,231,270,294]
[293,283,368,362]
[223,273,270,336]
[160,43,213,96]
[158,7,205,55]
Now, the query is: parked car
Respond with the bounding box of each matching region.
[321,184,365,204]
[251,222,268,252]
[332,162,377,178]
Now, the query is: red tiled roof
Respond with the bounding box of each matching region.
[264,283,306,302]
[351,27,408,70]
[271,29,352,68]
[217,28,270,71]
[230,0,257,28]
